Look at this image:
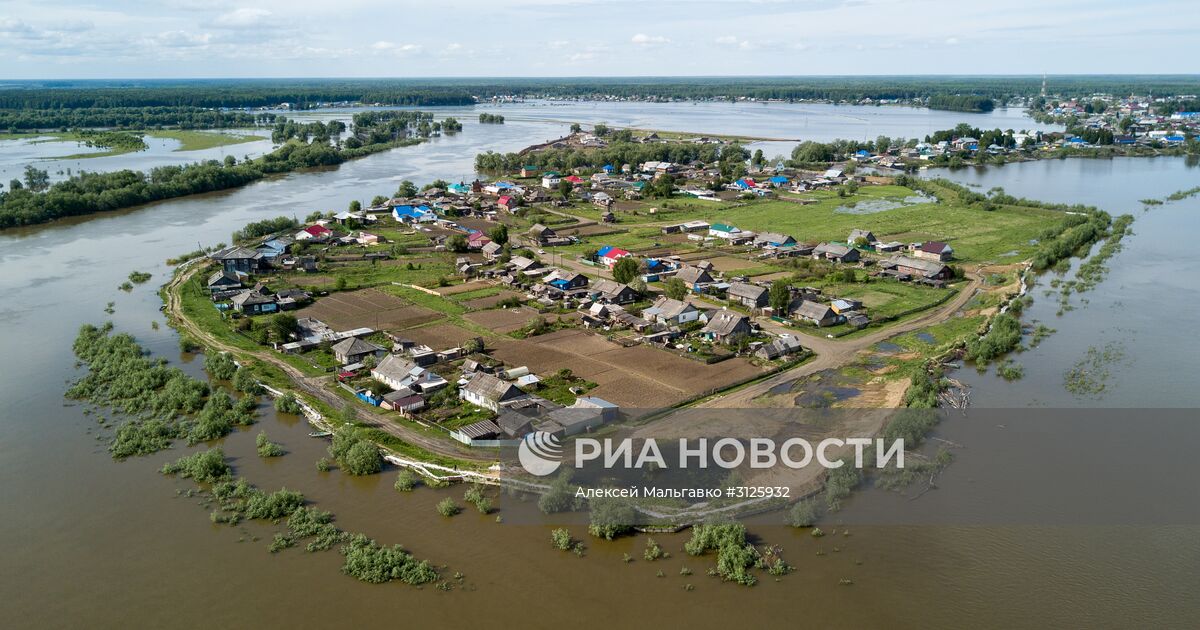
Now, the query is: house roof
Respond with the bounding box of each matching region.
[848,229,876,241]
[710,223,738,233]
[597,246,631,260]
[372,354,423,383]
[332,337,383,357]
[727,282,767,301]
[702,310,750,336]
[457,419,502,439]
[481,241,503,255]
[462,372,523,402]
[645,297,696,320]
[302,225,332,237]
[230,289,275,306]
[795,301,835,320]
[754,232,794,246]
[208,270,241,286]
[529,223,554,236]
[210,246,262,261]
[884,255,949,277]
[920,241,953,254]
[591,278,635,299]
[675,266,713,285]
[814,242,853,257]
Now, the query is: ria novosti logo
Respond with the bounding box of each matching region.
[518,431,564,476]
[515,435,904,475]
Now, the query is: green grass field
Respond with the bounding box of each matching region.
[672,185,1060,263]
[149,129,266,152]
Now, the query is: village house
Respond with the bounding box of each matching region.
[753,232,797,248]
[661,220,710,234]
[509,255,543,275]
[528,223,557,245]
[331,337,386,365]
[210,246,266,275]
[207,269,243,293]
[913,241,954,262]
[481,241,503,260]
[793,301,842,327]
[371,354,448,393]
[880,255,954,282]
[596,245,632,268]
[229,288,278,315]
[380,388,426,413]
[643,296,699,325]
[812,242,861,263]
[541,171,562,189]
[727,282,769,309]
[848,229,877,245]
[674,265,714,289]
[545,270,588,291]
[754,336,805,360]
[589,278,639,304]
[466,231,492,250]
[295,224,333,241]
[460,372,527,412]
[702,310,753,344]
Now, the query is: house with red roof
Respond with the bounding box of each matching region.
[497,195,519,210]
[564,175,584,184]
[295,224,333,241]
[596,245,632,268]
[466,231,492,250]
[913,241,954,262]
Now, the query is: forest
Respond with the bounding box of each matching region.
[0,107,278,132]
[0,110,443,228]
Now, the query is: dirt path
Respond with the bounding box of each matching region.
[699,275,981,408]
[164,263,493,464]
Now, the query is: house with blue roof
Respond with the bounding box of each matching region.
[393,205,436,223]
[768,176,789,187]
[602,164,615,174]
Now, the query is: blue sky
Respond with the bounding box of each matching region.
[1,0,1197,78]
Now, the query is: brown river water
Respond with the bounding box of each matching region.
[1,107,1198,628]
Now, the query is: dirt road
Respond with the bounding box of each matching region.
[164,263,492,464]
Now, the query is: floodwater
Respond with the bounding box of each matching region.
[0,104,1196,628]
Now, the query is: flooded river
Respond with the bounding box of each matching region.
[1,104,1197,628]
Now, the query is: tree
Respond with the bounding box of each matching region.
[270,313,299,341]
[488,224,509,245]
[612,256,639,284]
[342,440,383,476]
[593,123,610,137]
[557,179,572,200]
[768,279,791,312]
[396,180,418,198]
[569,123,582,133]
[446,234,468,252]
[371,194,388,207]
[588,497,635,540]
[751,149,765,168]
[348,200,361,212]
[664,277,688,300]
[23,165,50,192]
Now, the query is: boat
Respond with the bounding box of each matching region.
[308,431,332,438]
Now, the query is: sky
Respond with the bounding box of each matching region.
[1,0,1198,79]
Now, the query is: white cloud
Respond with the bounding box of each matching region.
[945,37,959,45]
[631,33,670,46]
[370,41,422,54]
[213,8,272,29]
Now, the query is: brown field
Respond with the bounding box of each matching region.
[702,255,761,272]
[558,224,620,237]
[462,289,524,309]
[464,307,569,333]
[489,328,764,407]
[296,288,441,331]
[436,280,494,296]
[396,322,482,349]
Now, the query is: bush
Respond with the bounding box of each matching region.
[463,485,492,513]
[204,352,238,380]
[274,392,302,415]
[161,447,230,482]
[340,534,438,585]
[587,497,636,540]
[256,431,284,457]
[328,426,383,475]
[643,538,665,561]
[394,469,419,492]
[551,528,573,551]
[436,498,461,517]
[787,499,818,527]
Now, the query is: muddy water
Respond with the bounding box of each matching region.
[0,109,1196,627]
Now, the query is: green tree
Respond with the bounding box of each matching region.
[612,256,639,284]
[348,200,362,212]
[664,277,688,300]
[270,313,299,341]
[446,234,468,252]
[342,440,383,476]
[587,497,636,539]
[23,165,50,192]
[371,194,388,207]
[768,279,791,312]
[558,179,572,200]
[396,180,418,198]
[569,123,582,133]
[488,224,509,245]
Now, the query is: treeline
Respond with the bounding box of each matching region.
[475,140,727,172]
[478,113,505,124]
[0,112,440,228]
[0,107,277,132]
[0,81,474,109]
[926,95,994,112]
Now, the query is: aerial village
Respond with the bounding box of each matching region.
[189,125,1055,452]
